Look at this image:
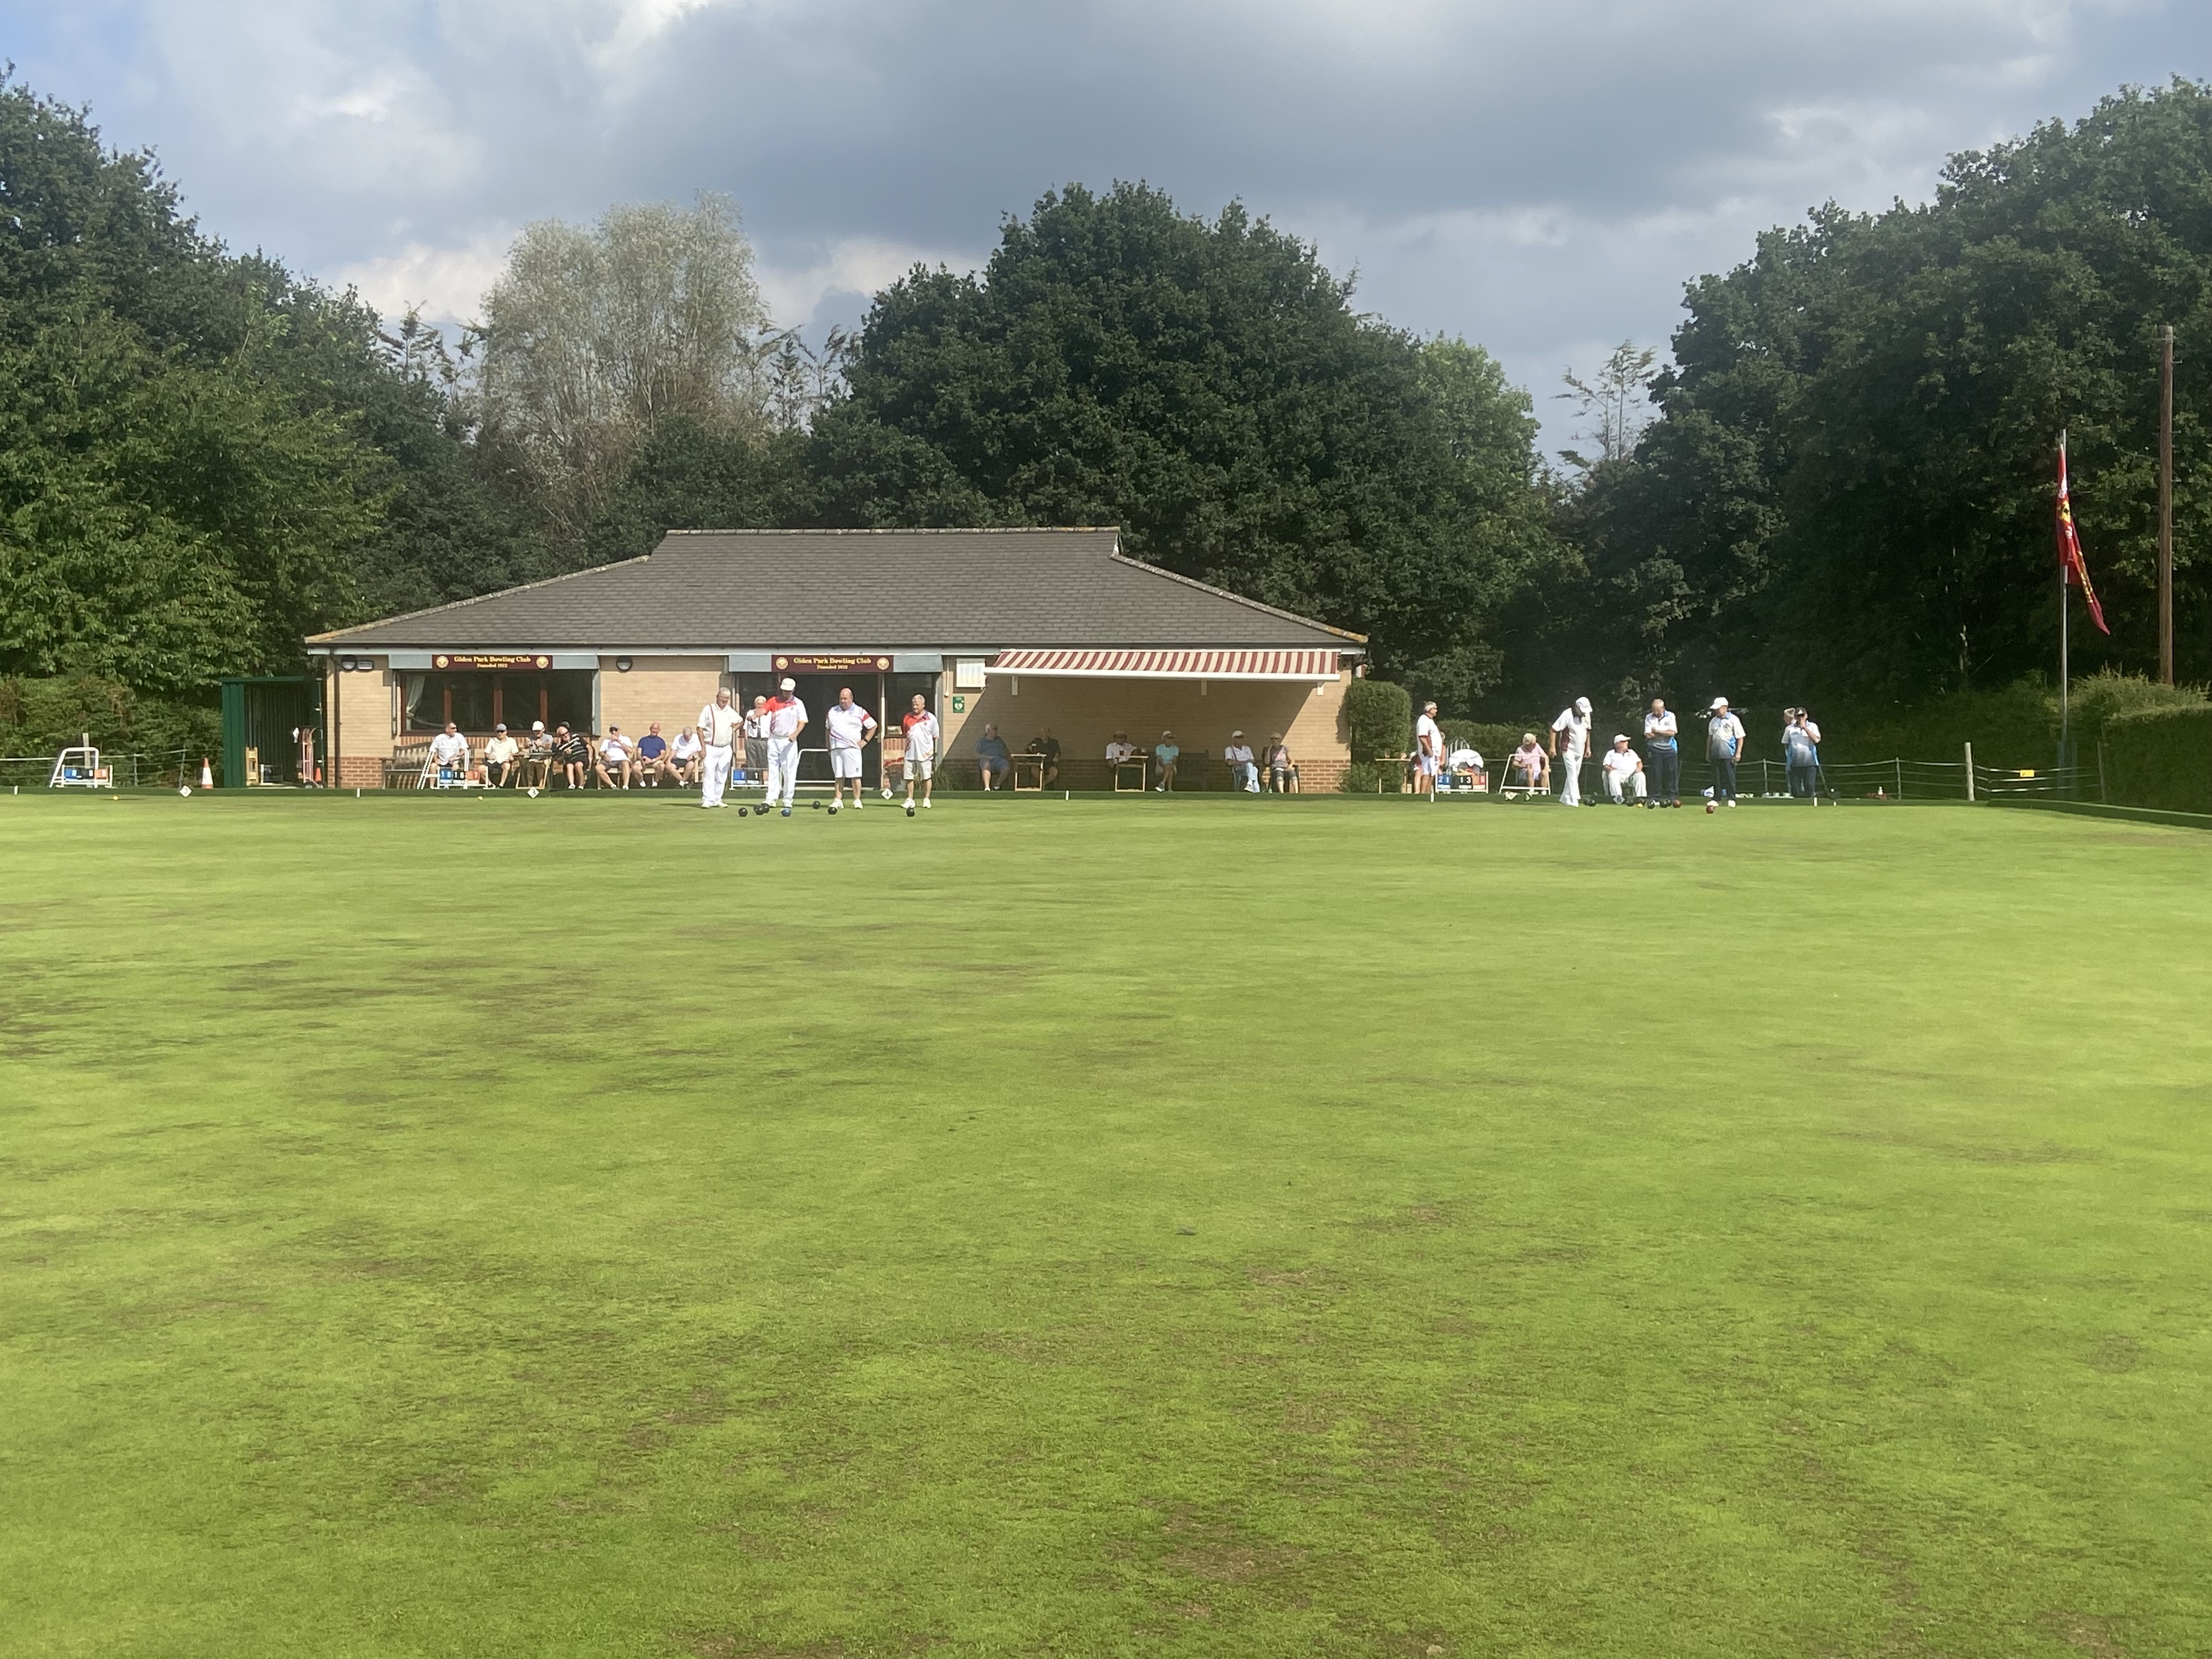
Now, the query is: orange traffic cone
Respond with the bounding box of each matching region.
[199,757,215,789]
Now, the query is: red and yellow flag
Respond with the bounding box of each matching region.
[2056,437,2110,635]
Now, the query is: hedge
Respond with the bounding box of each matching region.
[1836,673,2204,771]
[1342,679,1412,763]
[2103,704,2212,815]
[0,675,221,764]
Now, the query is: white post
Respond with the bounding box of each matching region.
[1964,741,1975,803]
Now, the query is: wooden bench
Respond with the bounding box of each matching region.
[382,744,433,789]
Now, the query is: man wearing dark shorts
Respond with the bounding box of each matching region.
[742,695,769,787]
[1028,729,1061,788]
[975,724,1012,790]
[552,724,589,789]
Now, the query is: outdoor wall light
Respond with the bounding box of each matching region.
[615,656,634,672]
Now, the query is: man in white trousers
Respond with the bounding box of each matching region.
[825,686,877,811]
[697,687,741,808]
[1549,695,1593,806]
[763,676,808,816]
[1600,735,1647,804]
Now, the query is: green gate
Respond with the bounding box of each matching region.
[220,677,322,788]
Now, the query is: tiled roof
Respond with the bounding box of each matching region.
[310,528,1364,652]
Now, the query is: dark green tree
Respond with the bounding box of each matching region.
[1558,80,2212,712]
[582,417,810,565]
[0,76,543,695]
[808,183,1561,707]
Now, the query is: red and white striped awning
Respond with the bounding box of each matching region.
[986,648,1340,682]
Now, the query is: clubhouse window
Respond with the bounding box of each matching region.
[402,670,594,733]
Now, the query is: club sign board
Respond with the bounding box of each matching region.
[772,654,893,673]
[432,654,553,671]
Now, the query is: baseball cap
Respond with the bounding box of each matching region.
[1575,696,1592,714]
[531,721,545,731]
[1711,697,1729,710]
[494,723,507,732]
[779,677,796,691]
[1613,733,1629,743]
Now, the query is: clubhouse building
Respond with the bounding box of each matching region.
[308,528,1366,791]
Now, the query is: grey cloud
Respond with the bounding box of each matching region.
[3,0,2202,453]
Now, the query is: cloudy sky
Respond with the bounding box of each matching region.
[6,0,2208,453]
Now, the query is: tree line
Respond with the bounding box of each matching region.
[2,72,2207,733]
[1503,78,2212,718]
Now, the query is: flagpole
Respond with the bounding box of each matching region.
[2160,325,2175,686]
[2058,427,2070,767]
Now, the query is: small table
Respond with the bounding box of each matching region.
[1110,756,1148,792]
[1010,753,1049,792]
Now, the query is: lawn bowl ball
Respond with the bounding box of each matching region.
[1705,799,1718,814]
[737,806,748,817]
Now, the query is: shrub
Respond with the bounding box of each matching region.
[2069,670,2205,736]
[1443,720,1528,766]
[1828,673,2203,770]
[0,675,220,765]
[1344,679,1412,763]
[1339,760,1385,794]
[1829,680,2054,769]
[2103,704,2212,814]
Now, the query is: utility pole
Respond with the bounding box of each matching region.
[2160,324,2175,685]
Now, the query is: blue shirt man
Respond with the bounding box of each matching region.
[975,724,1012,790]
[1153,731,1181,793]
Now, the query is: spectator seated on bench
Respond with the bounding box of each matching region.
[594,727,637,789]
[975,724,1012,790]
[1222,731,1259,793]
[665,726,702,787]
[1026,730,1061,788]
[634,723,670,785]
[520,723,554,788]
[552,724,589,789]
[1153,731,1181,792]
[427,722,471,788]
[483,724,521,788]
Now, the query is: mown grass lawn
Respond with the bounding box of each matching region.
[3,789,2208,1658]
